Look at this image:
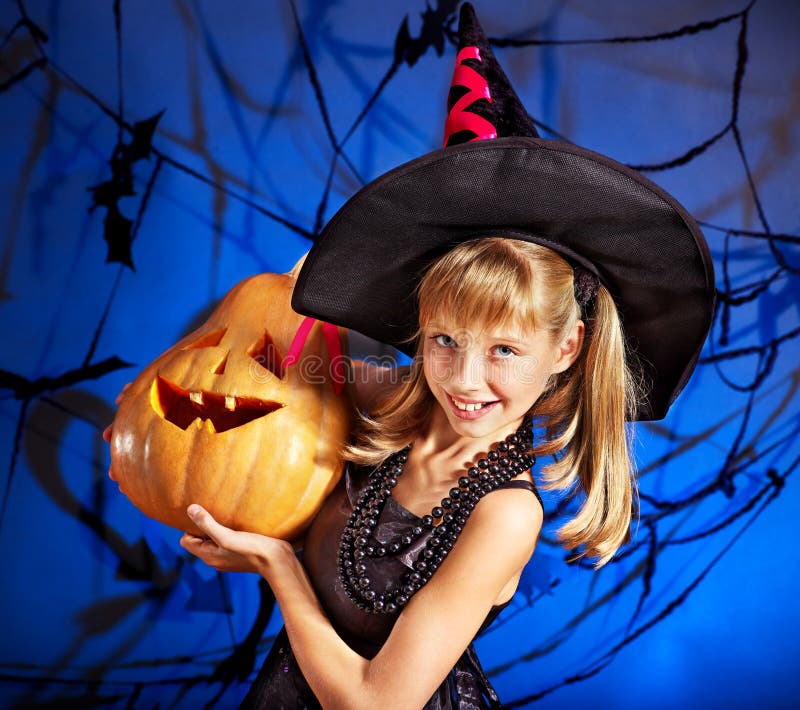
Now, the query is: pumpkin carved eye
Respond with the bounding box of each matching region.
[151,376,282,433]
[247,331,284,379]
[182,327,229,374]
[184,327,227,349]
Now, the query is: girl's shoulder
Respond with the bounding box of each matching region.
[466,477,544,554]
[494,476,542,505]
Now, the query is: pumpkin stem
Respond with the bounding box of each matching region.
[286,252,308,279]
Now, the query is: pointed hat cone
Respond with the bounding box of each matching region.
[444,3,539,146]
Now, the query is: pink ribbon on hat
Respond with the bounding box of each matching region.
[282,317,346,395]
[443,46,498,146]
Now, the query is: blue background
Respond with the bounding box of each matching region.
[1,1,798,708]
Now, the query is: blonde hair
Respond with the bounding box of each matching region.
[345,237,642,566]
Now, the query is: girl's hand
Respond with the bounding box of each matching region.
[102,382,132,443]
[104,382,132,482]
[180,504,292,575]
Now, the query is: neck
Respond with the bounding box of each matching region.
[414,404,526,465]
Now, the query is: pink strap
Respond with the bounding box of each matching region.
[282,316,316,369]
[283,317,345,395]
[322,322,345,395]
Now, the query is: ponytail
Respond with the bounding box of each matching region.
[535,286,641,567]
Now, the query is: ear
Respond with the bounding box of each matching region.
[551,319,584,374]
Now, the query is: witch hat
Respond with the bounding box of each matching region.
[292,3,715,421]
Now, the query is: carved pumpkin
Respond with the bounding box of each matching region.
[109,266,352,541]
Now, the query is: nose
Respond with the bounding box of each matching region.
[452,348,485,389]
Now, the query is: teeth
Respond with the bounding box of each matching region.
[189,391,203,405]
[452,397,484,411]
[225,395,236,411]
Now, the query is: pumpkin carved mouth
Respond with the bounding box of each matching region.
[151,376,283,433]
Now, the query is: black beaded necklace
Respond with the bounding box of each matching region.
[338,416,535,614]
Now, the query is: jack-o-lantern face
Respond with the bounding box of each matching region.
[110,269,352,541]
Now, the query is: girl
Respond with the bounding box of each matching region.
[110,4,714,707]
[180,236,644,709]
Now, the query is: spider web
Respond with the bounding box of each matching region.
[0,0,798,708]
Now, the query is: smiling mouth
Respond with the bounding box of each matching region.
[446,393,500,418]
[448,392,499,410]
[151,376,283,433]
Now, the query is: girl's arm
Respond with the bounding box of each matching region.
[182,486,542,710]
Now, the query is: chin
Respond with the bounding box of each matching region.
[447,417,490,437]
[444,408,506,439]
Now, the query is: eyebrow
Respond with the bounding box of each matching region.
[487,334,527,345]
[426,324,529,346]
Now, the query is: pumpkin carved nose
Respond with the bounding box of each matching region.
[212,352,228,375]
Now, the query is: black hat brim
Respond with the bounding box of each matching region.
[292,136,715,421]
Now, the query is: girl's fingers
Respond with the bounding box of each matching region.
[180,532,204,548]
[180,533,220,570]
[105,382,132,442]
[114,382,133,406]
[187,505,226,543]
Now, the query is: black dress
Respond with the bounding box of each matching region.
[239,463,541,710]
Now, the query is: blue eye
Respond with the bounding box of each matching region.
[432,334,456,348]
[493,345,517,358]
